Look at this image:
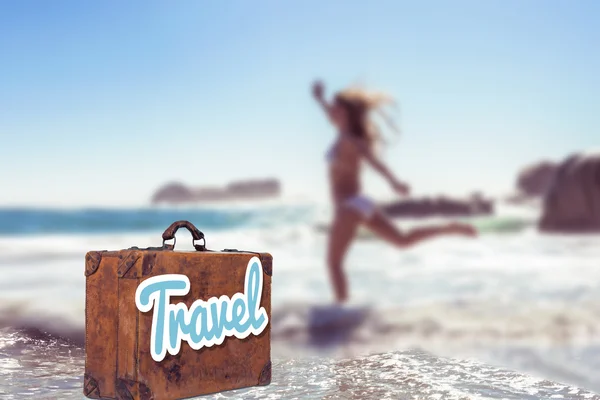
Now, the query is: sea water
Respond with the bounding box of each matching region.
[1,203,599,399]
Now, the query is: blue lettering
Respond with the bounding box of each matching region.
[247,262,267,330]
[134,257,270,362]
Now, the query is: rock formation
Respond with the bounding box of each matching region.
[539,151,600,233]
[517,161,559,197]
[505,160,559,206]
[380,193,494,218]
[151,182,195,204]
[152,179,281,205]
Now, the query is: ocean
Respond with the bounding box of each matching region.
[1,202,599,399]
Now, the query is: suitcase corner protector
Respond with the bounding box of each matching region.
[260,254,273,276]
[258,360,272,386]
[85,251,105,277]
[117,251,142,279]
[83,373,101,398]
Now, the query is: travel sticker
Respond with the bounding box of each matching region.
[135,256,269,362]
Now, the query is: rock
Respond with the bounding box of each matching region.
[152,178,281,204]
[380,193,494,218]
[151,182,194,204]
[226,180,280,199]
[517,161,559,197]
[539,151,600,233]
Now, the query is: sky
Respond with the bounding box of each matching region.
[1,0,598,207]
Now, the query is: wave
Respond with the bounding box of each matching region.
[243,350,600,400]
[0,203,317,237]
[271,301,600,356]
[0,202,541,238]
[0,223,316,267]
[0,306,84,347]
[3,297,600,396]
[314,214,538,241]
[2,328,598,400]
[3,299,599,355]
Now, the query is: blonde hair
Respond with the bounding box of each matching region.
[334,87,400,149]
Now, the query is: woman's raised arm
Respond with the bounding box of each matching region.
[312,80,335,122]
[347,135,410,197]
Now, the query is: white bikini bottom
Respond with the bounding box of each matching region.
[342,195,376,220]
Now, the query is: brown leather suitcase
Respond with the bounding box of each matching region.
[84,221,272,400]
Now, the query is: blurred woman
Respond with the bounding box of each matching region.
[312,80,477,303]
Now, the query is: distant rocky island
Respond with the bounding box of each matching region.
[509,150,600,233]
[505,160,558,207]
[151,178,281,204]
[380,192,494,218]
[536,151,600,233]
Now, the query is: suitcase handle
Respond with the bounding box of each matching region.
[162,220,206,251]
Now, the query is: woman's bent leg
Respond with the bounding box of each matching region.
[364,208,476,248]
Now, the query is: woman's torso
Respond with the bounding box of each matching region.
[327,136,363,204]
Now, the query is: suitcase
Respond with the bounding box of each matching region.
[84,221,272,400]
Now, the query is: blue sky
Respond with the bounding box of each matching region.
[1,1,598,206]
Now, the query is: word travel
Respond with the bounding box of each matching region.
[135,256,269,362]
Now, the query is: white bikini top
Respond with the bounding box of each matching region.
[325,139,340,164]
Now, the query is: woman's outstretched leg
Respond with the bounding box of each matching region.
[364,208,477,248]
[327,207,361,303]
